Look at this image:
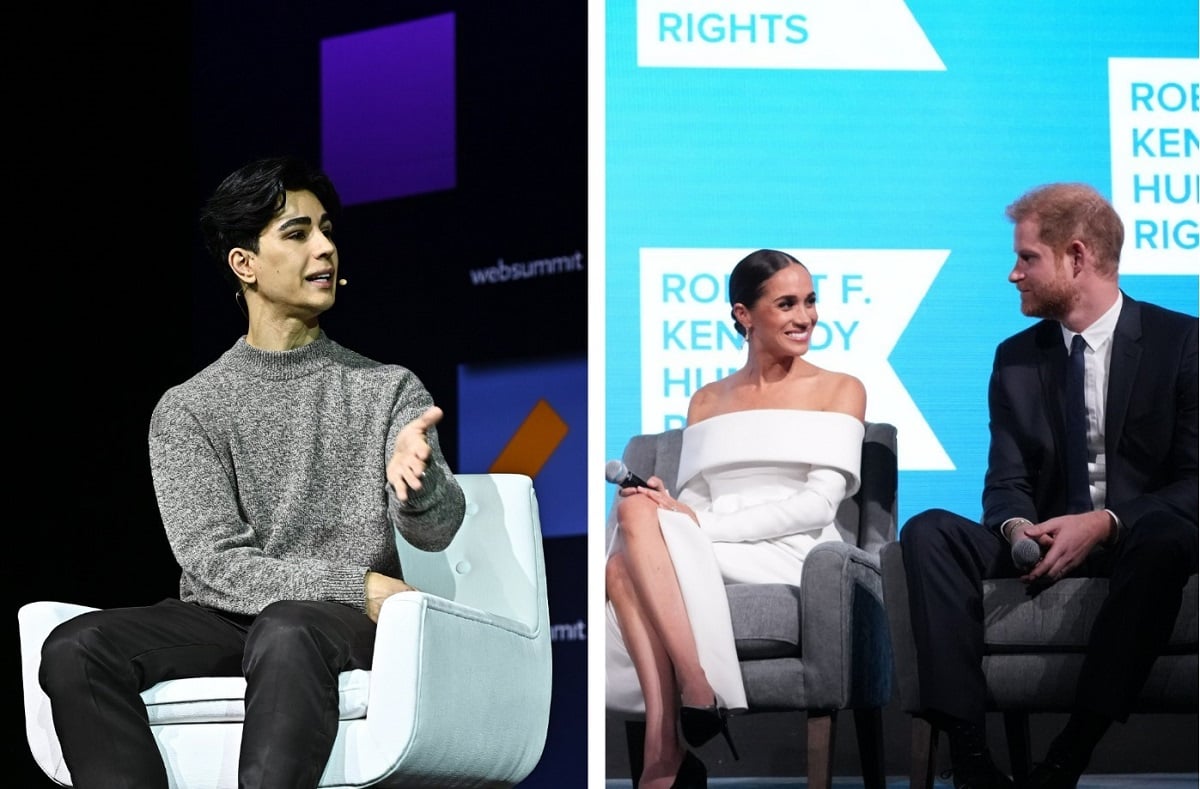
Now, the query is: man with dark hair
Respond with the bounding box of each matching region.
[898,182,1197,789]
[39,156,465,788]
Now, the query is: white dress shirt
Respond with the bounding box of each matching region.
[1061,292,1123,512]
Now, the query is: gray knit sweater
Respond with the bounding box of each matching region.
[148,332,466,616]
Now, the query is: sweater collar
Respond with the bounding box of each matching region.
[226,331,337,380]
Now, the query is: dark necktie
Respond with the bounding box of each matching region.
[1064,333,1091,513]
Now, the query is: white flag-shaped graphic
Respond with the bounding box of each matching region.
[638,0,946,71]
[638,247,952,471]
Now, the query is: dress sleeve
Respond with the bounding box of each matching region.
[681,465,849,543]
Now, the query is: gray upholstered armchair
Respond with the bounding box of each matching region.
[608,421,898,789]
[881,541,1199,787]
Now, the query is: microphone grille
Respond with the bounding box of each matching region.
[604,459,625,484]
[1011,537,1042,571]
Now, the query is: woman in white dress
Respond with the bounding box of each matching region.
[605,249,867,789]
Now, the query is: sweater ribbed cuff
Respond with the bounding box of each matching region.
[392,461,446,512]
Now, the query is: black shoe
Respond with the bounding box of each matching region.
[670,751,707,789]
[679,701,739,760]
[940,717,1013,789]
[1024,744,1088,789]
[940,753,1014,789]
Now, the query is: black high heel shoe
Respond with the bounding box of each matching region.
[679,700,740,761]
[671,750,707,789]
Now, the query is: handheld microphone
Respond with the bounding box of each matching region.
[1011,536,1043,572]
[605,459,648,489]
[338,278,348,286]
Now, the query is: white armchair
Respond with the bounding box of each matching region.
[20,472,552,788]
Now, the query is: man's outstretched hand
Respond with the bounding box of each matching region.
[387,406,443,502]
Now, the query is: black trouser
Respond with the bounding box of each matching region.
[900,508,1196,725]
[39,597,376,789]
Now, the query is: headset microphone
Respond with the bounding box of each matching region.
[338,278,348,286]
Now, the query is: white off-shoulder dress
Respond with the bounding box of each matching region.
[605,409,864,715]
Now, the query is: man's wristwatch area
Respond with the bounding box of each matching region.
[1000,511,1123,546]
[1104,508,1123,545]
[1000,517,1033,544]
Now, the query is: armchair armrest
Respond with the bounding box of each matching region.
[19,601,99,785]
[799,542,892,710]
[358,589,551,784]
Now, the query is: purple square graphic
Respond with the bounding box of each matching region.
[321,13,456,206]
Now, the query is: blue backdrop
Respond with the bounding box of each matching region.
[601,1,1199,528]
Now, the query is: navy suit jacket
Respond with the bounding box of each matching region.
[981,293,1198,533]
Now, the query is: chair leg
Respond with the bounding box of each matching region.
[624,719,645,789]
[1003,712,1032,785]
[910,715,938,789]
[853,706,887,789]
[807,710,837,789]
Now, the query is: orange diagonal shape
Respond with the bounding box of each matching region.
[489,399,568,478]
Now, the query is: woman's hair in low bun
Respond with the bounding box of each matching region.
[728,249,806,337]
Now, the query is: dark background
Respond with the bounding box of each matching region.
[13,2,585,786]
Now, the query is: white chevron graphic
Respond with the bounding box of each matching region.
[638,247,952,471]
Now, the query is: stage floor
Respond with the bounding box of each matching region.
[605,775,1199,788]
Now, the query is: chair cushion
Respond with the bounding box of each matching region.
[727,583,802,660]
[140,669,371,725]
[983,574,1198,652]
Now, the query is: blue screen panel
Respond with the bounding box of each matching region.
[459,356,587,538]
[321,13,456,206]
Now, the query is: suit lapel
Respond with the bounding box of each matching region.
[1106,295,1143,454]
[1036,320,1069,445]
